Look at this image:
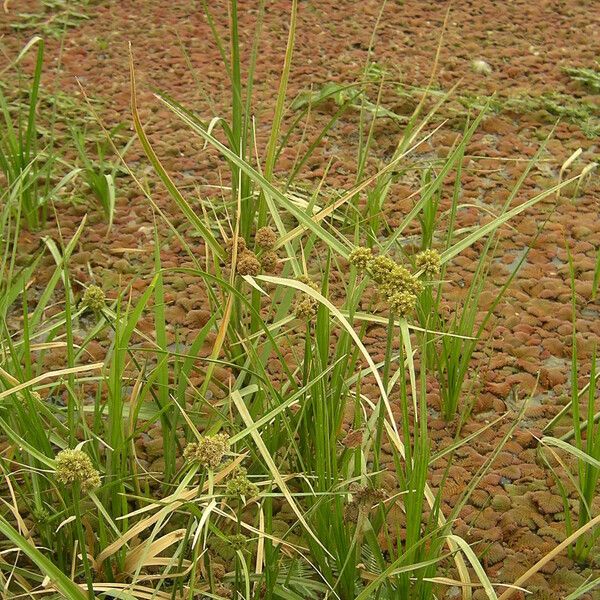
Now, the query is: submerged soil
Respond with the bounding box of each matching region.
[1,1,600,598]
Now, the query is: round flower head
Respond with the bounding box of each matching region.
[294,297,318,320]
[294,275,319,320]
[416,249,441,278]
[82,285,105,312]
[387,290,417,316]
[368,255,398,285]
[55,449,101,493]
[236,251,261,277]
[260,250,279,273]
[384,264,424,297]
[183,433,229,470]
[226,468,259,499]
[348,247,373,272]
[255,226,277,249]
[225,236,247,261]
[228,533,249,552]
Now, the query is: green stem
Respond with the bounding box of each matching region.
[73,486,94,600]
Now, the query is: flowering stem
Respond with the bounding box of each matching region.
[72,485,94,599]
[374,311,395,473]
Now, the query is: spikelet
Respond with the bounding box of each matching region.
[55,449,100,493]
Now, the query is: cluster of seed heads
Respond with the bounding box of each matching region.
[225,226,280,277]
[236,252,262,276]
[55,448,101,494]
[415,248,441,277]
[183,433,229,470]
[349,246,440,317]
[228,533,249,552]
[293,275,320,320]
[254,226,277,249]
[225,467,259,500]
[81,285,105,312]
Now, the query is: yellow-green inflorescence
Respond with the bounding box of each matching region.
[225,467,259,499]
[55,448,101,493]
[184,433,229,470]
[81,285,105,312]
[348,246,373,271]
[349,246,424,317]
[415,248,441,278]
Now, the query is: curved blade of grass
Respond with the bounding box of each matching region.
[447,535,498,600]
[277,120,446,251]
[565,577,600,600]
[400,318,418,419]
[540,436,600,470]
[96,457,244,563]
[441,173,588,265]
[128,45,224,259]
[0,363,103,402]
[263,0,297,181]
[256,274,398,437]
[0,417,56,468]
[34,216,87,330]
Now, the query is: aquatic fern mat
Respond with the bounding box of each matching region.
[0,1,599,599]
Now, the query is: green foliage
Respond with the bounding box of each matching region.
[564,62,600,93]
[0,38,51,230]
[71,124,133,230]
[541,248,600,564]
[10,0,91,38]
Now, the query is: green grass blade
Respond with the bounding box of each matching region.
[0,516,88,600]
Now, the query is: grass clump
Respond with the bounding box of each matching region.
[0,38,53,230]
[0,39,129,231]
[71,125,133,231]
[540,250,600,566]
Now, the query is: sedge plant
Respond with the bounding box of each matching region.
[539,246,600,564]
